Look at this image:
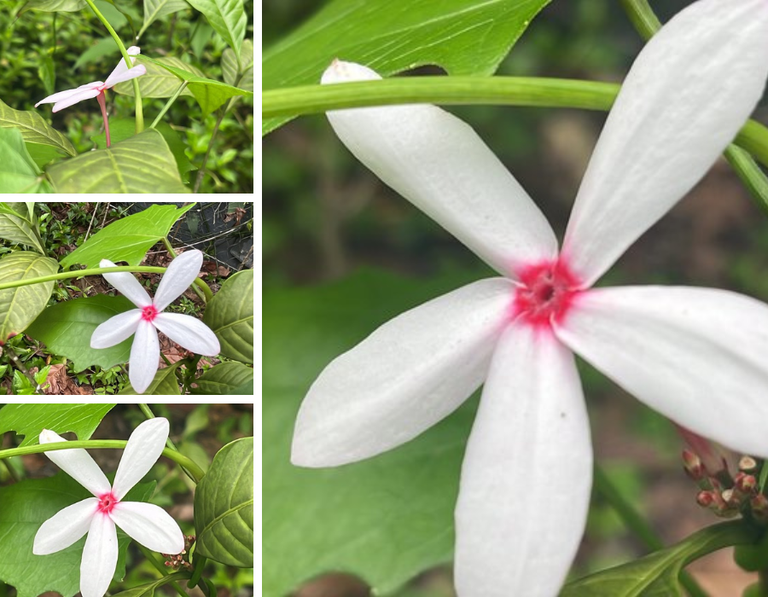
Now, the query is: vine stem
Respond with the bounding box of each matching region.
[0,440,204,483]
[150,82,188,129]
[82,0,143,132]
[135,543,191,597]
[594,465,708,597]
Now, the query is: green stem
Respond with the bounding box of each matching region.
[150,82,188,129]
[193,106,229,193]
[1,458,18,483]
[82,0,143,132]
[0,440,205,483]
[594,465,708,597]
[136,544,191,597]
[620,0,661,41]
[262,77,768,170]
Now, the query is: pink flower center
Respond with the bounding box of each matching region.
[141,304,158,322]
[513,259,581,328]
[97,491,118,514]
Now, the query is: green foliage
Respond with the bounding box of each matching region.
[113,56,204,99]
[26,295,135,371]
[0,474,154,597]
[222,39,253,90]
[192,361,253,394]
[0,127,51,193]
[47,129,190,193]
[0,251,58,342]
[118,361,183,395]
[262,0,551,134]
[194,437,253,567]
[203,269,253,364]
[110,572,193,597]
[60,203,193,269]
[139,0,190,39]
[0,403,114,445]
[0,98,76,156]
[0,202,44,253]
[184,0,247,55]
[561,522,758,596]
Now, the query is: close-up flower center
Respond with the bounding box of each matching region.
[97,491,118,514]
[141,305,158,322]
[513,260,581,327]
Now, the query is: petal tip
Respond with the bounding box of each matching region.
[321,59,381,85]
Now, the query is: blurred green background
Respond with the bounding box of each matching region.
[263,1,768,596]
[2,0,254,193]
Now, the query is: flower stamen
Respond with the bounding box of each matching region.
[513,260,581,328]
[97,491,118,514]
[141,305,158,322]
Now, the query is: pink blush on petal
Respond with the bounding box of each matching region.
[512,258,582,329]
[97,491,119,514]
[141,305,158,322]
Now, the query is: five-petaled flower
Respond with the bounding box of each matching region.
[35,46,146,147]
[90,249,220,394]
[33,418,184,597]
[291,1,768,596]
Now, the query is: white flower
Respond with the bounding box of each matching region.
[90,249,220,394]
[291,1,768,596]
[33,418,184,597]
[35,46,146,113]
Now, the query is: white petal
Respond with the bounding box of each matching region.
[555,286,768,458]
[33,498,98,555]
[104,46,142,88]
[153,312,221,355]
[80,513,118,597]
[322,60,557,278]
[153,250,203,312]
[562,0,768,286]
[51,87,102,113]
[129,320,160,394]
[90,309,142,349]
[100,259,152,308]
[112,417,169,500]
[109,501,184,554]
[39,429,111,496]
[104,64,146,88]
[292,278,513,467]
[455,324,592,597]
[35,82,101,107]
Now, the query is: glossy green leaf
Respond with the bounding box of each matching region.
[138,55,252,115]
[203,270,253,364]
[26,295,135,371]
[263,268,482,596]
[0,98,75,156]
[0,404,115,446]
[46,129,188,193]
[0,474,154,597]
[18,0,86,13]
[0,251,58,342]
[60,203,193,269]
[119,361,182,395]
[38,54,56,96]
[73,37,120,70]
[113,56,203,98]
[184,0,246,55]
[110,572,192,597]
[139,0,189,38]
[222,39,253,90]
[26,142,65,169]
[91,118,194,176]
[262,0,551,134]
[0,201,44,253]
[195,436,253,567]
[0,128,51,194]
[561,522,757,596]
[192,361,253,394]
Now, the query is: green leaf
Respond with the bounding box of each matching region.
[47,129,188,193]
[113,56,203,99]
[0,403,115,446]
[90,119,195,176]
[262,0,551,135]
[26,295,135,371]
[118,361,182,395]
[203,270,253,364]
[0,201,45,253]
[18,0,86,13]
[222,39,253,90]
[38,54,56,96]
[139,0,190,39]
[0,251,58,342]
[110,572,192,597]
[26,142,65,169]
[263,268,482,596]
[0,98,75,157]
[136,56,252,116]
[184,0,246,55]
[0,128,50,194]
[60,203,193,269]
[73,37,120,70]
[0,474,154,597]
[194,436,253,567]
[561,522,757,596]
[192,361,253,394]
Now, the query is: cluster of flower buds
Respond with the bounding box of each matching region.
[162,535,196,570]
[685,450,767,522]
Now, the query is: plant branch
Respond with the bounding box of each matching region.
[136,543,191,597]
[150,82,188,129]
[0,440,205,483]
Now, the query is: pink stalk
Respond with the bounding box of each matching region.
[96,91,111,148]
